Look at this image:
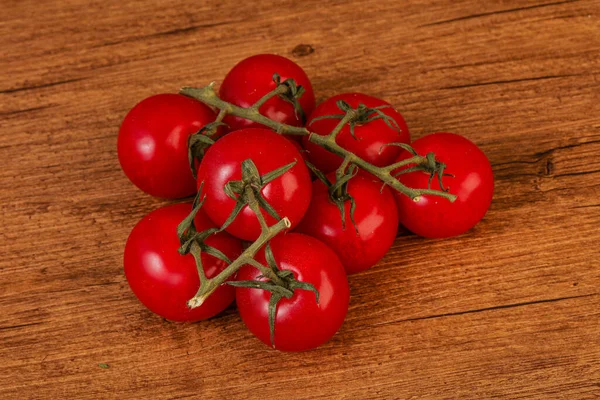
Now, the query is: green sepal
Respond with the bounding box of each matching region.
[224,180,244,201]
[309,113,345,125]
[220,159,295,228]
[364,106,401,132]
[330,165,359,233]
[305,161,331,187]
[261,161,296,185]
[347,193,359,235]
[176,185,206,245]
[256,194,281,221]
[264,242,279,272]
[219,199,246,232]
[201,244,232,264]
[272,73,307,125]
[241,159,261,182]
[288,280,320,304]
[178,227,218,255]
[309,101,404,142]
[381,142,418,156]
[336,100,352,112]
[187,121,228,178]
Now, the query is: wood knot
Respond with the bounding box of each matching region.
[291,44,314,57]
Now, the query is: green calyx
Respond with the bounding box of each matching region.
[306,161,359,234]
[176,186,232,282]
[310,100,401,140]
[221,159,296,231]
[187,121,228,178]
[177,159,297,311]
[227,243,319,348]
[385,143,454,191]
[272,73,307,125]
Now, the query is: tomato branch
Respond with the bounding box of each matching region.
[187,216,291,309]
[183,160,296,308]
[180,85,457,202]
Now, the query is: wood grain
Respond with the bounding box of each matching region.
[1,0,599,398]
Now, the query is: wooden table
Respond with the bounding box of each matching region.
[2,1,599,398]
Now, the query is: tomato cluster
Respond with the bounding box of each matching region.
[118,54,494,352]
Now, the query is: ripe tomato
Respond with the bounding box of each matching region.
[302,93,410,174]
[296,173,399,274]
[197,128,312,241]
[124,203,242,322]
[235,233,349,351]
[219,54,315,131]
[394,133,494,238]
[118,94,219,199]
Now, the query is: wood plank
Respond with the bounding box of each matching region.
[1,0,599,398]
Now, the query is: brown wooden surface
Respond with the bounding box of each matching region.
[2,0,600,398]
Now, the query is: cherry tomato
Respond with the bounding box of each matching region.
[118,94,219,199]
[220,54,315,131]
[197,128,312,241]
[394,133,494,238]
[302,93,410,174]
[124,203,242,322]
[236,233,349,351]
[296,173,399,274]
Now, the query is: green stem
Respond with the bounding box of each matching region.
[187,217,290,309]
[215,108,228,123]
[334,157,352,199]
[382,155,425,173]
[327,112,355,142]
[181,86,308,136]
[189,242,207,282]
[251,84,288,111]
[180,85,457,202]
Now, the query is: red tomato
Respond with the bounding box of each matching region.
[236,233,349,351]
[394,133,494,238]
[118,94,219,199]
[197,128,312,241]
[124,203,242,322]
[220,54,315,131]
[302,93,410,174]
[296,173,399,274]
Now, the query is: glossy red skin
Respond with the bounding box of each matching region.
[118,94,218,199]
[394,133,494,238]
[302,93,410,174]
[296,173,399,274]
[196,128,312,241]
[124,203,242,322]
[236,233,349,352]
[220,54,315,131]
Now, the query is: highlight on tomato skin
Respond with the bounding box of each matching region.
[235,233,350,352]
[123,203,243,322]
[117,94,220,199]
[302,92,410,174]
[393,132,494,239]
[219,54,316,131]
[295,173,399,275]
